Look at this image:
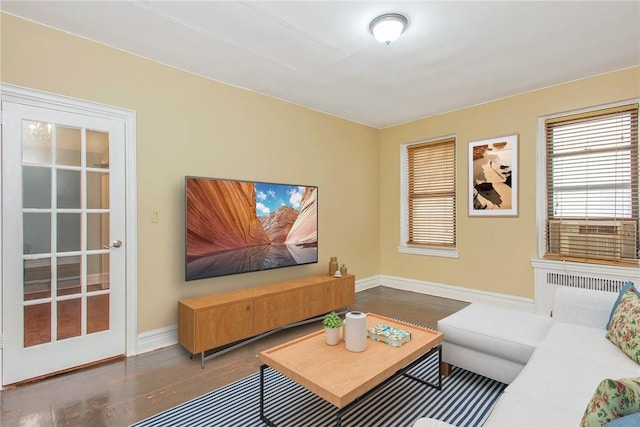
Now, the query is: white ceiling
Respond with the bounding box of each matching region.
[2,1,639,128]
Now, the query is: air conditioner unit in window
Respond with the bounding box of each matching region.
[547,219,638,261]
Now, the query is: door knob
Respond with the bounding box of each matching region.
[104,240,123,249]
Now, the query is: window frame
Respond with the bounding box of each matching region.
[536,100,640,265]
[399,135,459,258]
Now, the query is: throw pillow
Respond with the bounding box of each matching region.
[604,412,640,426]
[606,287,640,364]
[607,282,639,329]
[580,377,640,427]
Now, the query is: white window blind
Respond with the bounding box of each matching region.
[407,138,456,247]
[545,103,639,265]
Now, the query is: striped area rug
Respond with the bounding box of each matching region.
[132,352,506,427]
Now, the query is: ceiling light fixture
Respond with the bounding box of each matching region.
[369,13,408,45]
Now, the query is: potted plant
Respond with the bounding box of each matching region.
[323,311,342,345]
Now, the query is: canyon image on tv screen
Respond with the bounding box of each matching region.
[185,176,318,281]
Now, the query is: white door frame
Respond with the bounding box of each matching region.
[0,83,138,387]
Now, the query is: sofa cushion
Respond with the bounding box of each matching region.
[607,282,638,329]
[539,322,639,368]
[437,304,553,365]
[553,286,619,329]
[606,288,640,364]
[580,377,640,427]
[483,388,575,426]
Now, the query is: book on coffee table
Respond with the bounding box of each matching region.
[367,324,412,347]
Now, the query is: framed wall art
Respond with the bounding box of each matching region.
[468,134,518,217]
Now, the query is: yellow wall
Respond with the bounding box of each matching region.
[380,67,640,298]
[1,14,381,332]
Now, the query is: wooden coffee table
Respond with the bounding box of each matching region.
[258,313,444,426]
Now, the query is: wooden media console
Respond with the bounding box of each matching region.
[178,273,355,367]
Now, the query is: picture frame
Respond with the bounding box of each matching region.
[468,134,518,217]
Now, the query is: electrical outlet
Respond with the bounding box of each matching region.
[151,210,159,223]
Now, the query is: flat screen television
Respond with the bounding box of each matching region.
[185,176,318,281]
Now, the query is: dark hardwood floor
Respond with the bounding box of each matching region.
[1,286,468,427]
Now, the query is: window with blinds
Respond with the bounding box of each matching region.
[407,138,456,247]
[544,103,639,265]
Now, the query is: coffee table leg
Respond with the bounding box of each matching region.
[438,345,442,389]
[336,401,354,427]
[402,344,442,390]
[260,365,277,427]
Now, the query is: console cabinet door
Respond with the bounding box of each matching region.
[297,284,325,319]
[253,292,298,333]
[325,276,355,309]
[195,301,253,351]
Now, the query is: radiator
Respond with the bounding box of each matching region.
[531,259,639,316]
[545,272,627,293]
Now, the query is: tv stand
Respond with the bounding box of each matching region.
[178,274,355,367]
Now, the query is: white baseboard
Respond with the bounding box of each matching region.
[135,275,534,355]
[136,324,178,355]
[379,274,535,312]
[355,275,382,292]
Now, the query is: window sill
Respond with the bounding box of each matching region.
[398,245,459,259]
[530,258,639,275]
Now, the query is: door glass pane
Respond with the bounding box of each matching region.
[22,120,52,164]
[23,166,51,208]
[57,299,81,340]
[87,254,109,291]
[57,213,81,252]
[56,126,81,167]
[57,256,81,296]
[57,169,81,209]
[87,172,109,209]
[87,213,109,251]
[87,294,109,334]
[24,213,51,254]
[87,130,109,169]
[57,169,80,209]
[24,303,51,347]
[24,259,51,301]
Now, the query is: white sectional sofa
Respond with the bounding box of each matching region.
[417,285,640,426]
[437,302,554,384]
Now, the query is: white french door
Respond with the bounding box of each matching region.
[2,100,127,385]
